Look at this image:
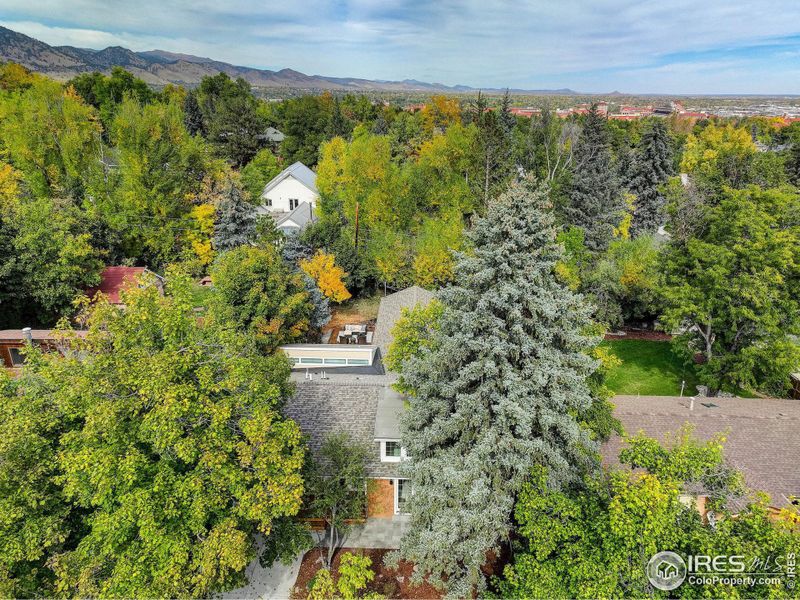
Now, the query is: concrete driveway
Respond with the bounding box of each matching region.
[221,552,304,600]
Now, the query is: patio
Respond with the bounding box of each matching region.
[313,515,410,550]
[326,322,376,345]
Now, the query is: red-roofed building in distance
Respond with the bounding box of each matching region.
[85,266,161,305]
[509,107,541,118]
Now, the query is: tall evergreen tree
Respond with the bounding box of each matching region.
[787,138,800,186]
[563,105,624,251]
[395,178,602,596]
[629,120,674,235]
[327,98,351,138]
[213,177,256,252]
[183,90,204,136]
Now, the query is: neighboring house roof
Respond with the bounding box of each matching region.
[0,329,87,342]
[602,395,800,507]
[261,161,318,197]
[262,126,285,142]
[275,201,315,232]
[373,286,436,357]
[85,266,146,304]
[283,379,400,478]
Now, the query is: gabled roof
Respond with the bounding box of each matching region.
[373,286,436,357]
[261,161,318,197]
[275,201,315,230]
[283,380,400,478]
[602,395,800,507]
[262,126,285,142]
[85,266,146,304]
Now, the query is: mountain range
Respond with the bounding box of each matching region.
[0,25,581,94]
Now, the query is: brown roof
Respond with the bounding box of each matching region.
[0,329,87,341]
[85,266,146,304]
[603,395,800,507]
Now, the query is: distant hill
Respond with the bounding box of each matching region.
[0,25,583,94]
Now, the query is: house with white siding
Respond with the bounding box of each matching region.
[257,161,318,215]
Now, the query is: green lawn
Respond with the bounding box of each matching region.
[601,339,701,396]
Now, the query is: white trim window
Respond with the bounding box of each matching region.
[380,440,408,462]
[394,478,411,515]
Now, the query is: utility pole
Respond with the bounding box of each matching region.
[354,201,360,251]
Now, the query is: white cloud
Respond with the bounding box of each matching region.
[1,0,799,92]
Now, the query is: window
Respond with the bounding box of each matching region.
[8,348,25,367]
[299,357,323,365]
[265,198,272,207]
[380,440,407,462]
[347,358,369,366]
[396,479,411,514]
[323,358,347,365]
[289,198,299,210]
[385,441,401,457]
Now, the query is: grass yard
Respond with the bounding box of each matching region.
[329,293,382,327]
[601,339,701,396]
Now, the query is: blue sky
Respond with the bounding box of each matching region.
[1,0,799,94]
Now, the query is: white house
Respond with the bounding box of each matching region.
[257,161,319,215]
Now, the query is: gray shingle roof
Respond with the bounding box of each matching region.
[261,161,318,197]
[373,286,436,357]
[602,395,800,507]
[374,386,404,439]
[283,380,400,478]
[275,201,315,232]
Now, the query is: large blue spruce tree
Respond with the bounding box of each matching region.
[395,178,603,596]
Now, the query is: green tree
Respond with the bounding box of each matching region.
[384,299,444,393]
[240,148,281,202]
[0,78,102,199]
[195,73,267,166]
[564,105,625,252]
[9,197,103,323]
[681,122,757,189]
[496,431,798,599]
[394,179,605,596]
[209,245,313,352]
[629,120,674,235]
[182,89,205,136]
[336,552,375,599]
[0,368,70,597]
[584,235,663,328]
[105,95,218,266]
[277,94,333,166]
[306,433,370,568]
[69,67,154,131]
[662,186,800,395]
[0,274,307,597]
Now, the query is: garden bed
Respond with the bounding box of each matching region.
[290,548,443,600]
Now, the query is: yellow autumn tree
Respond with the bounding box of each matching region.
[300,251,352,302]
[421,95,462,133]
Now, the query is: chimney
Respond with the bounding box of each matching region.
[22,327,32,343]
